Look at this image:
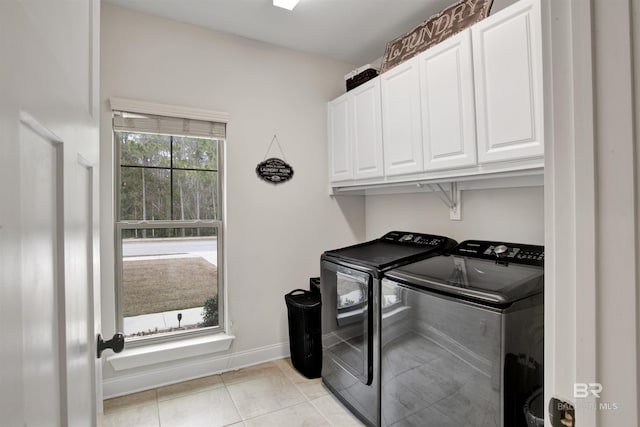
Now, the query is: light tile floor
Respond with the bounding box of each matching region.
[100,359,365,427]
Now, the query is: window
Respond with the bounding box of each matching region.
[113,109,226,343]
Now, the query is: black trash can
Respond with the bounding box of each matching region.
[309,277,320,295]
[285,289,322,379]
[523,388,544,427]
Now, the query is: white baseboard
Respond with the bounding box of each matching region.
[102,341,290,399]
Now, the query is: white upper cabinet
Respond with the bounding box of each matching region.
[419,30,478,171]
[351,79,384,179]
[472,0,544,163]
[328,93,352,181]
[328,77,384,182]
[381,56,424,176]
[327,0,544,190]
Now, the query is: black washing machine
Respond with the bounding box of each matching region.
[380,240,544,427]
[320,231,457,426]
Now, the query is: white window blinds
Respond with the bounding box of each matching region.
[113,111,226,139]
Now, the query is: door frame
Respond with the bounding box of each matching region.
[543,1,639,425]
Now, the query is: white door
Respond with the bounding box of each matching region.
[0,0,102,425]
[472,0,544,164]
[380,56,424,176]
[19,118,66,427]
[65,153,101,427]
[419,30,477,171]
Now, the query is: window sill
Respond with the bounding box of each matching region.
[106,333,235,371]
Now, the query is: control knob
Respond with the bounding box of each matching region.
[494,245,509,258]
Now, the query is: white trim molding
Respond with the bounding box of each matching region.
[106,333,235,371]
[102,341,289,399]
[109,97,230,123]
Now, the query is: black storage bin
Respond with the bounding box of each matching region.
[285,289,322,378]
[346,68,378,92]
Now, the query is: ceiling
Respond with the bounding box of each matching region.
[102,0,456,66]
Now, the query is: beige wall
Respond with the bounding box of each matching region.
[100,3,364,391]
[365,186,544,245]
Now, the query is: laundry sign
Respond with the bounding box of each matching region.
[380,0,493,73]
[256,157,294,184]
[256,135,294,184]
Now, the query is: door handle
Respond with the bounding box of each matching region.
[97,333,125,358]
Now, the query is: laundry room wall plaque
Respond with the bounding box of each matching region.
[380,0,493,73]
[256,157,294,184]
[256,135,294,184]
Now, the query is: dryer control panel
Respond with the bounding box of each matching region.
[380,231,449,248]
[453,240,544,266]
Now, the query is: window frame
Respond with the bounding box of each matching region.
[110,99,228,347]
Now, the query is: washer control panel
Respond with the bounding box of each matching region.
[453,240,544,266]
[381,231,449,248]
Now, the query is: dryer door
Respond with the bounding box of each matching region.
[320,260,374,385]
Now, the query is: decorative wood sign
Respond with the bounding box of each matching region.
[380,0,493,73]
[256,157,294,184]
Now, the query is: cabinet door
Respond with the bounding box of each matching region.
[351,79,384,180]
[419,30,477,171]
[328,93,353,182]
[472,0,543,163]
[381,57,424,176]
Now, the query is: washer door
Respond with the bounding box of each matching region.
[380,278,502,427]
[320,261,373,386]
